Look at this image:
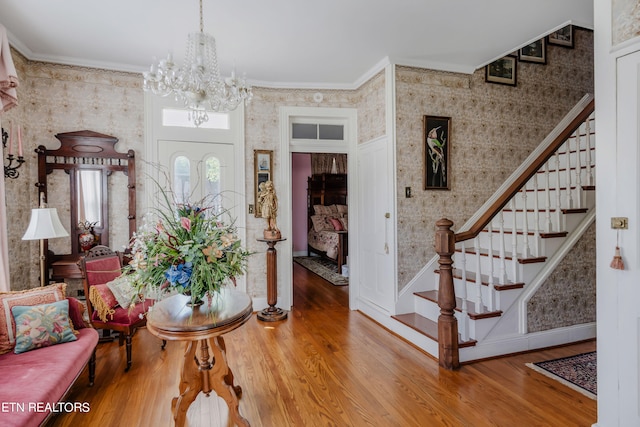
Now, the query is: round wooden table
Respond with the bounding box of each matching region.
[146,288,253,427]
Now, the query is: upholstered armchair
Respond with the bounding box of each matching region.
[79,245,162,372]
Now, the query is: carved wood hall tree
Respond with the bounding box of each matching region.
[36,130,136,284]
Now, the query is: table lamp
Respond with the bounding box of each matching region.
[22,193,69,287]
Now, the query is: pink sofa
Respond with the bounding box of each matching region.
[0,297,99,427]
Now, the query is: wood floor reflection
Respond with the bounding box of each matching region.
[50,263,596,426]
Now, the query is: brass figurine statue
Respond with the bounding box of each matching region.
[258,180,281,239]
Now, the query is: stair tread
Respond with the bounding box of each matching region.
[455,247,547,264]
[392,313,477,347]
[414,290,502,320]
[435,268,525,291]
[483,227,567,238]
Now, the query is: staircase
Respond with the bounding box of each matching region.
[392,94,595,367]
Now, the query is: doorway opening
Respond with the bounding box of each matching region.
[292,153,349,300]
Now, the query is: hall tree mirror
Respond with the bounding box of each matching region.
[36,130,136,284]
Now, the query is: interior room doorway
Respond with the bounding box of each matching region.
[291,153,349,299]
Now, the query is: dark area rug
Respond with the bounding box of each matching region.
[527,351,596,399]
[293,256,349,286]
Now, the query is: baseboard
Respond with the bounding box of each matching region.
[358,297,439,359]
[459,323,596,362]
[251,297,269,312]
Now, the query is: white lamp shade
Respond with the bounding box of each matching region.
[22,208,69,240]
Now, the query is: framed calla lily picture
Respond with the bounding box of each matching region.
[423,115,451,190]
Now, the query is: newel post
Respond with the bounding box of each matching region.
[435,218,460,370]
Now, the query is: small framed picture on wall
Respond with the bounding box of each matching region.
[548,25,574,48]
[254,150,273,217]
[423,115,451,190]
[519,38,547,64]
[485,56,517,86]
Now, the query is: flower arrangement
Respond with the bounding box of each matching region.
[126,188,251,305]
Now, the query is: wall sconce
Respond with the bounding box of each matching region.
[2,126,25,179]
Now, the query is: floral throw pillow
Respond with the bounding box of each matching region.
[0,283,66,354]
[106,275,141,309]
[11,299,77,354]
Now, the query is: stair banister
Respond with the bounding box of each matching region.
[435,94,594,370]
[454,95,595,243]
[435,218,459,370]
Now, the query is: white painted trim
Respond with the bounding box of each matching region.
[459,323,596,363]
[252,296,268,312]
[518,209,595,333]
[385,63,399,311]
[395,256,439,314]
[279,106,358,311]
[357,298,440,359]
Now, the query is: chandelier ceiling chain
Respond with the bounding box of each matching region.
[143,0,252,127]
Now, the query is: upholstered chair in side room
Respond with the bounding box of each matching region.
[79,245,164,372]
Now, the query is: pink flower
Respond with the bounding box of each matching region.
[180,217,191,231]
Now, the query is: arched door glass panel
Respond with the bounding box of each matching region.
[174,156,190,205]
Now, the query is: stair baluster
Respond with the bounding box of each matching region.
[544,163,552,233]
[532,174,541,257]
[575,130,583,209]
[555,151,562,230]
[487,223,495,311]
[565,140,573,209]
[585,119,593,186]
[511,199,518,281]
[474,236,483,313]
[498,211,507,287]
[522,186,530,259]
[460,241,469,341]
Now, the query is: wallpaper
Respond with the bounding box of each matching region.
[527,222,596,332]
[395,28,594,290]
[612,0,640,46]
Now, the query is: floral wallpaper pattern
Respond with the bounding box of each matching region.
[527,222,596,332]
[612,0,640,46]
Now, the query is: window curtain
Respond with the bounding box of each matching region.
[311,153,347,175]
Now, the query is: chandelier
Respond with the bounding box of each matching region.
[142,0,252,127]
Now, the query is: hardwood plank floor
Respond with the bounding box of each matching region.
[50,263,596,426]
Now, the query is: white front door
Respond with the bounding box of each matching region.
[158,140,238,222]
[357,136,395,312]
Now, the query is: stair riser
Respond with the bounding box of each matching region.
[414,295,442,320]
[451,279,521,310]
[506,187,594,212]
[413,293,503,341]
[530,166,595,189]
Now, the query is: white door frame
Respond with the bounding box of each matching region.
[279,106,358,310]
[144,94,247,292]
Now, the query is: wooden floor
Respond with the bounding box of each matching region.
[51,263,596,426]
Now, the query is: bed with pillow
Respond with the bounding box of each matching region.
[0,283,99,427]
[306,173,348,274]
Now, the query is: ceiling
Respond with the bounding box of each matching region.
[0,0,593,89]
